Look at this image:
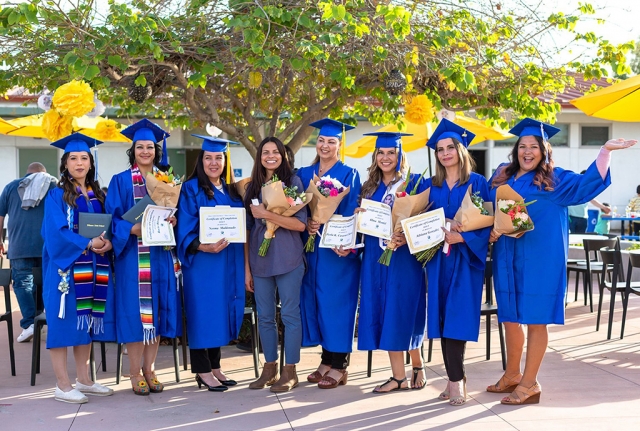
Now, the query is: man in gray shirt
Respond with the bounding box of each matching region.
[0,162,55,342]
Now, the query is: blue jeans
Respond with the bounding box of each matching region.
[253,264,305,364]
[10,257,42,328]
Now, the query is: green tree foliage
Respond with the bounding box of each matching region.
[0,0,633,157]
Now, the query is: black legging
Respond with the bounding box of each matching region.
[190,347,221,374]
[441,337,466,382]
[320,347,349,370]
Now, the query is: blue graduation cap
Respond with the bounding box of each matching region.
[426,119,475,149]
[121,119,171,166]
[50,133,104,180]
[308,118,355,138]
[509,118,560,141]
[363,132,412,172]
[191,134,238,184]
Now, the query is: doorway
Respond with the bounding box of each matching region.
[468,149,487,178]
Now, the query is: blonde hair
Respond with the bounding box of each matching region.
[360,148,409,201]
[431,138,475,187]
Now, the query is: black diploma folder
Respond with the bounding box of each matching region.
[78,213,112,240]
[122,195,155,224]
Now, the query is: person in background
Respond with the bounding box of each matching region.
[0,162,55,342]
[298,118,361,389]
[567,171,610,233]
[41,134,116,403]
[106,119,182,396]
[284,144,297,173]
[628,185,640,236]
[487,118,635,405]
[594,203,611,235]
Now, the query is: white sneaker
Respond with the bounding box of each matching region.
[55,386,88,404]
[17,324,34,343]
[75,379,114,396]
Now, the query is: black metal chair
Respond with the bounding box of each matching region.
[0,267,16,376]
[30,267,105,385]
[596,247,628,339]
[581,238,618,312]
[244,306,260,378]
[621,252,640,339]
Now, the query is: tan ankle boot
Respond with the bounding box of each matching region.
[270,364,299,393]
[249,362,279,389]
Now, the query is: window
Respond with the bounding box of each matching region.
[18,148,58,177]
[494,123,569,147]
[581,126,609,146]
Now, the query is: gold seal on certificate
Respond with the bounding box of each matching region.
[356,199,392,239]
[199,207,246,244]
[141,205,177,247]
[401,207,446,254]
[319,215,358,249]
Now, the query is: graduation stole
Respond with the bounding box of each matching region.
[71,186,110,334]
[131,165,155,344]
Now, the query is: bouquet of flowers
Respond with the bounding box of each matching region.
[304,175,350,252]
[453,185,495,231]
[494,185,535,238]
[258,175,312,256]
[378,168,430,266]
[415,241,443,267]
[146,167,183,208]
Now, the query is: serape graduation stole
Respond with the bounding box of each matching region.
[131,165,156,343]
[67,185,110,334]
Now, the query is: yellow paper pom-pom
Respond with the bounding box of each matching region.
[93,119,121,141]
[42,110,73,141]
[52,80,95,117]
[404,95,434,125]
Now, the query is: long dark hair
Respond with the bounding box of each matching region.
[126,141,166,170]
[243,137,294,210]
[187,150,240,201]
[432,138,475,187]
[58,152,105,208]
[491,136,555,191]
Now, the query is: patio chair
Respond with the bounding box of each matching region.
[581,238,618,312]
[0,267,16,376]
[620,252,640,339]
[596,247,627,340]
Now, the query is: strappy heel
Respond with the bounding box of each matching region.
[411,366,427,390]
[372,376,409,394]
[501,382,541,405]
[439,380,451,400]
[449,378,467,406]
[486,373,522,393]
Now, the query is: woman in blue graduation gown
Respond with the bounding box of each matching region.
[105,119,182,395]
[42,133,115,403]
[298,119,361,389]
[424,120,491,406]
[357,132,427,393]
[487,118,636,405]
[176,135,245,392]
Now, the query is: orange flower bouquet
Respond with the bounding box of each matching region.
[146,167,183,208]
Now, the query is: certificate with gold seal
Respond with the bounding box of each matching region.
[356,199,392,239]
[199,206,246,244]
[401,207,445,254]
[319,215,358,249]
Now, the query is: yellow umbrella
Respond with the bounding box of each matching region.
[570,75,640,122]
[345,114,512,158]
[2,114,131,142]
[0,117,18,134]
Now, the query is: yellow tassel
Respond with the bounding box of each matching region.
[226,147,231,184]
[340,124,346,163]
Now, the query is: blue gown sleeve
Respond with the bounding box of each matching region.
[342,169,361,217]
[459,175,491,270]
[549,161,611,207]
[105,173,135,258]
[176,181,200,268]
[42,189,90,270]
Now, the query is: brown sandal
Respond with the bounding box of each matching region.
[501,382,541,405]
[143,372,164,393]
[486,373,522,393]
[307,369,328,383]
[318,370,348,389]
[130,375,150,396]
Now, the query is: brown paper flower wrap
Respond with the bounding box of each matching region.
[454,184,495,232]
[494,184,535,238]
[303,175,350,252]
[378,187,431,266]
[259,180,312,256]
[145,174,181,208]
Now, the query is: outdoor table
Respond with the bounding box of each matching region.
[600,216,640,240]
[568,234,606,246]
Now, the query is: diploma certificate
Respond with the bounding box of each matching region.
[199,207,246,244]
[401,207,446,254]
[319,215,357,249]
[141,205,177,246]
[356,199,392,239]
